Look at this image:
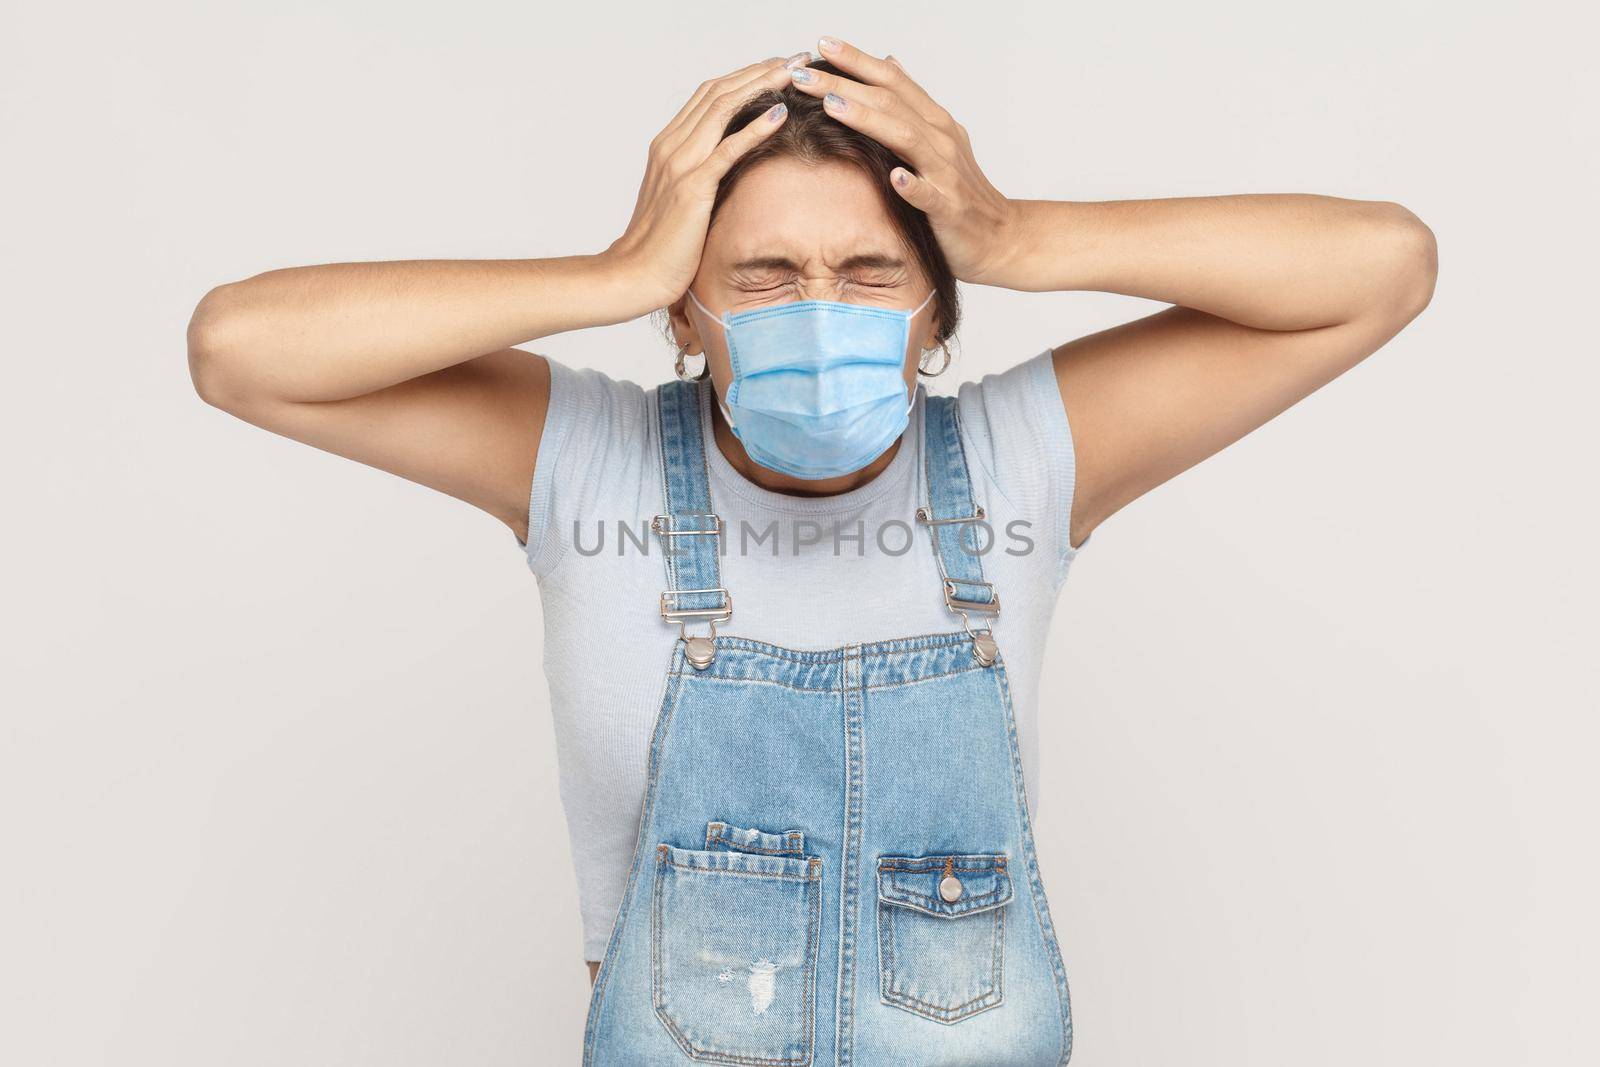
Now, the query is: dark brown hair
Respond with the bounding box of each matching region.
[667,59,960,370]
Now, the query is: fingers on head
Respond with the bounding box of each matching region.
[688,59,788,121]
[701,101,786,180]
[706,64,792,137]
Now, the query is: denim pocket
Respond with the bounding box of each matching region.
[652,843,823,1065]
[876,853,1013,1024]
[705,820,807,857]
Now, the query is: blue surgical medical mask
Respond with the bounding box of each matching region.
[687,287,936,480]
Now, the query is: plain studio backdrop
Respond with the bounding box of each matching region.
[3,2,1595,1064]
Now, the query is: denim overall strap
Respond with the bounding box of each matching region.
[917,393,1001,623]
[653,380,731,654]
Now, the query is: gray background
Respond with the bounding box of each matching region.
[3,1,1595,1063]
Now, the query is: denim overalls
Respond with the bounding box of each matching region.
[582,379,1074,1066]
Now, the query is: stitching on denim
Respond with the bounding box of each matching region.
[668,656,991,692]
[803,855,821,1063]
[862,665,990,691]
[879,890,1010,917]
[921,394,1000,622]
[835,643,865,1065]
[709,838,808,856]
[877,900,1005,1023]
[879,855,1009,871]
[705,822,807,856]
[695,380,724,599]
[692,632,972,663]
[658,849,818,883]
[583,662,686,1065]
[663,629,983,666]
[989,660,1074,1063]
[655,387,678,601]
[670,672,839,694]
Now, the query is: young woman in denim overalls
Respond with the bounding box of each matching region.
[190,37,1436,1067]
[577,360,1074,1064]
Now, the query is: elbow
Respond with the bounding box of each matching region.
[1371,201,1439,323]
[186,283,246,409]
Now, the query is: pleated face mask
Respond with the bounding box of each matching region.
[687,287,936,480]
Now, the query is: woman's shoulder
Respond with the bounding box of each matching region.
[522,357,662,576]
[542,355,653,419]
[950,348,1064,464]
[948,348,1086,570]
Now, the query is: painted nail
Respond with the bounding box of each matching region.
[894,168,910,187]
[819,36,841,53]
[824,91,847,111]
[767,102,787,122]
[790,67,814,84]
[784,52,811,69]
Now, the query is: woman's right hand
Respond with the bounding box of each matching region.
[603,55,804,312]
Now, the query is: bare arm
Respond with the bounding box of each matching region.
[997,195,1438,550]
[187,56,804,544]
[786,39,1439,555]
[186,255,640,541]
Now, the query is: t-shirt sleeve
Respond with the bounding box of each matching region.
[514,355,654,578]
[955,348,1093,578]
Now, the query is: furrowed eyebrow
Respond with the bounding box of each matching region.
[730,253,908,273]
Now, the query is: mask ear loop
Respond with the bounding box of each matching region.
[715,390,738,433]
[685,288,740,432]
[685,286,725,326]
[903,289,938,418]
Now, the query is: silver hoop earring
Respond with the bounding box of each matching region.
[919,343,952,377]
[675,343,708,382]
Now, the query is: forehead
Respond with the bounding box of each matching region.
[706,156,908,269]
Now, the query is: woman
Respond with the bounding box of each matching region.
[187,38,1436,1066]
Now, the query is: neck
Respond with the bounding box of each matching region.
[708,394,903,496]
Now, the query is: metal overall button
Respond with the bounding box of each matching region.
[969,631,999,667]
[684,627,717,670]
[938,857,965,902]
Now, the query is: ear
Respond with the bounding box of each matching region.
[667,296,704,355]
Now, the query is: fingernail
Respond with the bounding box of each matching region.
[819,36,841,53]
[784,52,811,69]
[894,168,910,187]
[790,67,814,84]
[824,91,847,111]
[767,102,787,122]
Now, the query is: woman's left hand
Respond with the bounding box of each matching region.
[788,37,1025,287]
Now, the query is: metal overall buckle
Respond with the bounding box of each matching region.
[659,587,732,669]
[944,578,1001,667]
[654,513,731,670]
[915,505,1002,667]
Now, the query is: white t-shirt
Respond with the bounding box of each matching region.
[515,348,1092,961]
